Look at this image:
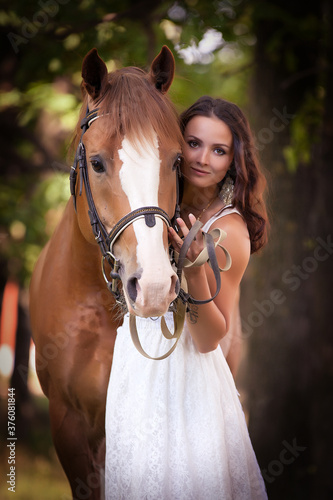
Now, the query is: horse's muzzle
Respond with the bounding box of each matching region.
[125,271,179,318]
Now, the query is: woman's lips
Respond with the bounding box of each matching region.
[190,166,210,176]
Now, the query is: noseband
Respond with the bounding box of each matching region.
[70,106,180,300]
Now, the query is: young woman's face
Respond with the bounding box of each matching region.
[182,115,234,189]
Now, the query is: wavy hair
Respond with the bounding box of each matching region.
[180,96,269,253]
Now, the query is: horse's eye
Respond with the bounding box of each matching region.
[173,154,182,171]
[91,159,105,173]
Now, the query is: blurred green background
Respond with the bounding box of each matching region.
[0,1,332,499]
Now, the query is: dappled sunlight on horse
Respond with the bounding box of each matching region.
[29,46,182,499]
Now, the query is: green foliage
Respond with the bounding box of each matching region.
[0,84,79,129]
[251,1,322,73]
[0,173,69,286]
[283,88,324,173]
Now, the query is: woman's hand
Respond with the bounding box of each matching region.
[168,214,205,267]
[169,211,251,353]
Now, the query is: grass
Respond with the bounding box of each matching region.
[0,446,71,499]
[0,384,72,499]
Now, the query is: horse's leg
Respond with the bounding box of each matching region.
[49,391,105,500]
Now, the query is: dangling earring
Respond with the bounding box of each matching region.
[218,174,234,205]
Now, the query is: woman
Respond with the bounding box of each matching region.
[171,96,267,367]
[105,96,268,499]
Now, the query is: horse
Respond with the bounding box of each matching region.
[29,45,184,499]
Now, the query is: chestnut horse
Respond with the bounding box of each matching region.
[29,46,183,499]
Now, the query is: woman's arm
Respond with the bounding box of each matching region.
[220,286,243,375]
[169,213,250,353]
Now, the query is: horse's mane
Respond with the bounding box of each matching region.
[70,66,183,157]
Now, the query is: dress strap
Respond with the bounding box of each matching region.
[202,205,244,232]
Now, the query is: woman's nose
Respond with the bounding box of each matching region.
[197,147,209,165]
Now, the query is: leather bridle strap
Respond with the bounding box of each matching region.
[108,206,171,255]
[129,298,186,360]
[175,220,232,306]
[70,107,111,260]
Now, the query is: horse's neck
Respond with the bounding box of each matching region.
[64,201,119,317]
[61,200,104,282]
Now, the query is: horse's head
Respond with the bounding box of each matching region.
[72,46,183,318]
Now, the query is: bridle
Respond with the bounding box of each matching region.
[70,106,231,360]
[70,106,180,300]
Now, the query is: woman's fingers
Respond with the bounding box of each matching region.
[168,215,204,262]
[188,213,196,225]
[188,213,204,244]
[168,226,183,250]
[168,217,189,252]
[176,217,190,237]
[168,217,191,250]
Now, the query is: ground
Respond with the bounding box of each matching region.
[0,376,71,499]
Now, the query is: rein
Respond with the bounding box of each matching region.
[70,106,231,360]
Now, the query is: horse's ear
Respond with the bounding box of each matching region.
[150,45,175,94]
[81,48,109,101]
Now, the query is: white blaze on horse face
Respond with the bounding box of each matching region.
[118,132,176,315]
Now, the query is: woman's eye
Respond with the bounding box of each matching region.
[173,154,183,170]
[91,159,105,173]
[188,140,198,148]
[214,148,226,156]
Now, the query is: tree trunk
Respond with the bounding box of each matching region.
[238,1,333,498]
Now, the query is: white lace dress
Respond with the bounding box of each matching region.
[105,208,267,500]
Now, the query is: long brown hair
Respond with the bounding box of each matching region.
[180,96,268,253]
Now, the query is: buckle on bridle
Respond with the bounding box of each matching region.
[101,252,121,300]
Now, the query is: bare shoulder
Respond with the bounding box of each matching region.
[210,212,250,276]
[202,212,250,332]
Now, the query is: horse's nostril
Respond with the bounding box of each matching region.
[174,277,180,296]
[169,274,179,297]
[127,277,138,303]
[127,272,142,303]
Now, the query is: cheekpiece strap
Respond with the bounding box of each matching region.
[80,108,100,131]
